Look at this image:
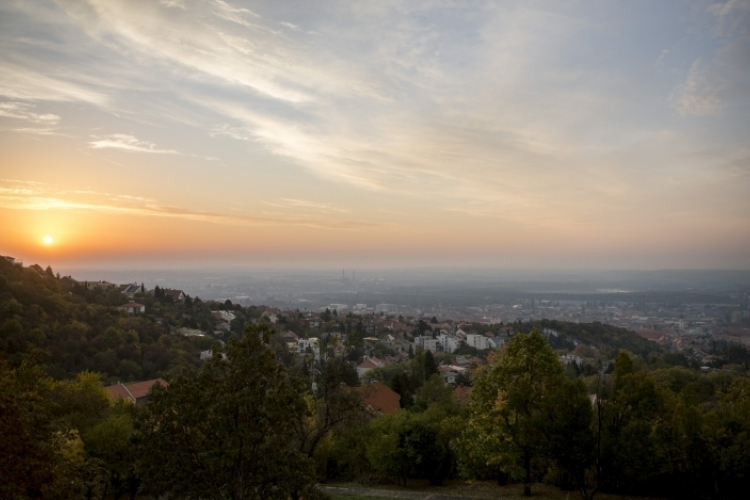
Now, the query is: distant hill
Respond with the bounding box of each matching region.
[512,319,662,357]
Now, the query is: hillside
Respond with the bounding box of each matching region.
[511,319,662,357]
[0,259,220,382]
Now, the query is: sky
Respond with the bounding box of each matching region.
[0,0,749,271]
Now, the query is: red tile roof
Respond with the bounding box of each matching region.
[106,378,167,402]
[118,302,144,308]
[357,382,400,415]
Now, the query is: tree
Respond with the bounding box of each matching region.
[390,372,413,408]
[0,359,83,500]
[135,324,317,500]
[367,406,461,486]
[424,350,439,379]
[83,409,139,500]
[295,356,365,460]
[598,351,665,493]
[415,374,455,411]
[539,377,596,499]
[465,329,565,496]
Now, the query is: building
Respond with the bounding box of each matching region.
[357,356,387,378]
[117,302,145,314]
[297,338,320,360]
[375,304,398,314]
[437,333,459,353]
[119,283,141,297]
[357,382,401,415]
[106,378,166,404]
[212,310,236,323]
[2,255,22,266]
[466,334,491,350]
[164,289,186,302]
[87,280,116,290]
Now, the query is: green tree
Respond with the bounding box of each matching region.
[599,351,665,493]
[83,409,140,500]
[296,356,365,460]
[465,329,564,496]
[135,324,317,500]
[0,359,83,500]
[415,374,455,411]
[392,372,414,408]
[367,408,458,486]
[539,377,596,499]
[424,350,439,379]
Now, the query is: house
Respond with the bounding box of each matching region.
[357,382,401,415]
[164,289,186,302]
[119,283,141,297]
[176,328,204,337]
[215,322,231,333]
[200,349,227,362]
[357,356,386,378]
[260,310,279,323]
[560,354,583,365]
[106,378,167,404]
[117,302,145,314]
[88,280,116,290]
[282,331,299,343]
[439,365,458,384]
[452,356,471,367]
[212,310,236,323]
[297,338,320,359]
[2,255,22,266]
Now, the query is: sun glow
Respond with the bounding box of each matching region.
[43,235,53,245]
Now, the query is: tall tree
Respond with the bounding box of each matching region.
[424,350,439,379]
[135,325,316,500]
[0,359,83,500]
[295,356,365,460]
[466,329,564,496]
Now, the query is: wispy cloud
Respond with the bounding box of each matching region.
[0,102,60,124]
[670,59,723,115]
[89,134,179,154]
[212,0,260,27]
[0,63,109,106]
[2,127,64,136]
[0,180,380,230]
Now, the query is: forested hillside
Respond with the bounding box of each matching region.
[512,319,661,356]
[0,259,223,382]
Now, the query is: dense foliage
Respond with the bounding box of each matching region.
[319,332,750,500]
[513,319,662,357]
[136,327,317,500]
[0,259,224,382]
[0,324,352,500]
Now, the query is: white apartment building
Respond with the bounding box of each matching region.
[297,338,321,360]
[437,333,459,354]
[466,334,492,350]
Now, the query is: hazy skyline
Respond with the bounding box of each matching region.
[1,0,749,270]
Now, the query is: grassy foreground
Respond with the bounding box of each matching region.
[324,480,662,500]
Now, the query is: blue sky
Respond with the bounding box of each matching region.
[1,0,748,269]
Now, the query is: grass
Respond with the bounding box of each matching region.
[323,480,663,500]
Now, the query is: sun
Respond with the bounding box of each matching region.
[43,235,53,245]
